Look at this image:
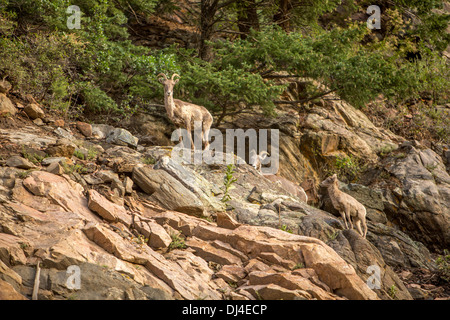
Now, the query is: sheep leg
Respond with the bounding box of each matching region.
[177,128,183,144]
[190,133,195,150]
[203,120,212,150]
[200,130,205,150]
[355,219,363,237]
[361,208,368,238]
[361,216,367,239]
[347,211,353,230]
[339,210,349,229]
[185,120,195,150]
[203,130,210,150]
[201,129,210,151]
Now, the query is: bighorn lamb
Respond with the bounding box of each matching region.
[158,73,213,150]
[320,174,367,238]
[250,150,269,172]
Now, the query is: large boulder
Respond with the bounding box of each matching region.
[20,171,99,222]
[0,93,17,116]
[76,121,93,137]
[87,189,132,226]
[6,156,36,170]
[0,279,27,300]
[84,223,222,300]
[367,223,435,270]
[102,146,145,173]
[0,127,57,149]
[24,103,45,120]
[12,263,170,300]
[381,144,450,251]
[132,166,205,216]
[45,138,76,158]
[154,156,225,213]
[125,112,173,146]
[328,229,413,300]
[106,128,139,148]
[0,78,12,94]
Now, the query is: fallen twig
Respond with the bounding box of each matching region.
[32,261,41,300]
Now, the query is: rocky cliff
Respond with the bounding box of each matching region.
[0,79,449,300]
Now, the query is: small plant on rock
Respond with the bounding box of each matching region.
[436,249,450,282]
[141,156,156,165]
[221,164,237,204]
[280,224,293,234]
[333,155,363,182]
[132,234,148,251]
[168,233,187,251]
[292,263,305,270]
[388,284,398,299]
[18,169,36,179]
[326,230,339,242]
[73,149,85,160]
[379,145,396,157]
[21,146,47,165]
[61,162,88,175]
[87,147,98,161]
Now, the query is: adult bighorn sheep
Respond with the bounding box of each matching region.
[320,174,367,238]
[158,73,213,150]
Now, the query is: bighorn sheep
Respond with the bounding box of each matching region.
[250,150,269,172]
[158,73,213,150]
[320,174,367,238]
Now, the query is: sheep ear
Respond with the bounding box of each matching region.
[332,174,337,179]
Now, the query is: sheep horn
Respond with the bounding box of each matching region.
[157,73,168,81]
[171,74,181,81]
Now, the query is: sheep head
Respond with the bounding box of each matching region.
[259,151,269,160]
[158,73,180,97]
[320,174,338,187]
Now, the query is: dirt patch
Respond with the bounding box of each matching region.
[0,137,22,160]
[0,116,24,160]
[0,116,22,130]
[396,266,450,300]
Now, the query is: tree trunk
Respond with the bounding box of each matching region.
[199,0,220,61]
[273,0,292,32]
[237,0,260,39]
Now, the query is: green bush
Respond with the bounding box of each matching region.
[0,0,163,116]
[78,82,118,113]
[209,25,449,109]
[0,0,448,122]
[172,50,285,115]
[0,32,79,102]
